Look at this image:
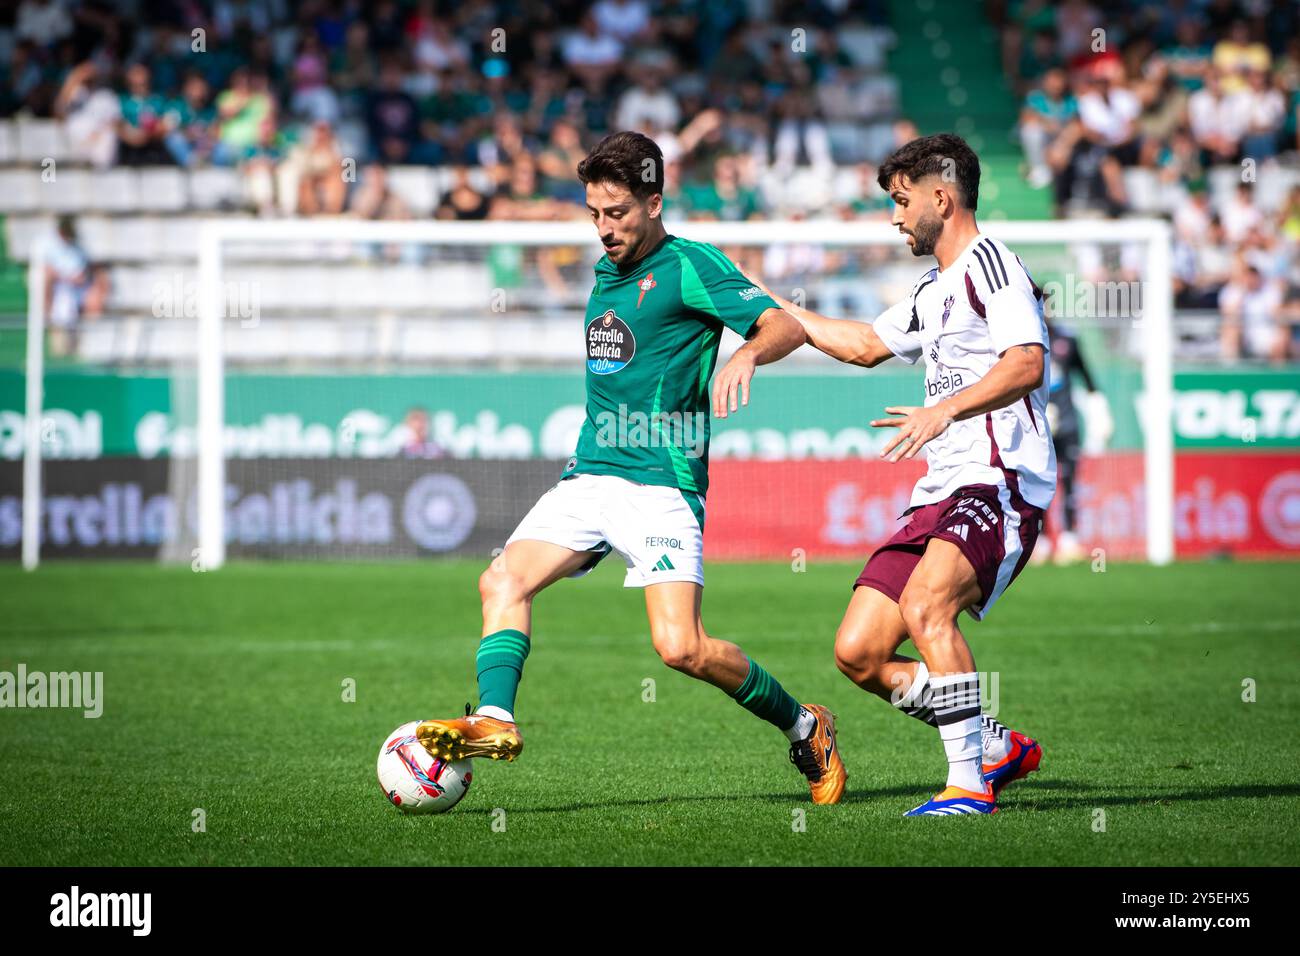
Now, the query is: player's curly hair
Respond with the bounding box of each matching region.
[877,133,980,211]
[577,131,665,201]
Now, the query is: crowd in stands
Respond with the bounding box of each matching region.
[999,0,1300,361]
[4,0,1299,363]
[5,0,894,223]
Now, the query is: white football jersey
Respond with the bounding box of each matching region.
[873,234,1057,511]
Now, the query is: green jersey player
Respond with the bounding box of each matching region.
[416,132,847,804]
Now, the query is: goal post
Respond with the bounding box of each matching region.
[193,217,1175,571]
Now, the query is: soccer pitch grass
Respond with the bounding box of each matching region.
[1,559,1297,867]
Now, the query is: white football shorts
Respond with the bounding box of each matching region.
[505,473,706,587]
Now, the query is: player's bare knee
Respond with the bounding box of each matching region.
[479,564,529,614]
[898,585,954,645]
[652,628,703,675]
[833,629,879,685]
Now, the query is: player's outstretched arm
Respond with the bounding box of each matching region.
[873,344,1046,462]
[753,280,893,368]
[712,307,804,418]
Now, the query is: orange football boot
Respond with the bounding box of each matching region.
[788,703,847,804]
[417,709,523,762]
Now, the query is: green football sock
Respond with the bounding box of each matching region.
[476,628,530,715]
[729,657,800,731]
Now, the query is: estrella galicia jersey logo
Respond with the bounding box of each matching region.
[586,309,636,374]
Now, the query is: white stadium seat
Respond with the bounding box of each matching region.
[386,166,439,215]
[188,167,243,209]
[137,167,189,211]
[88,168,143,212]
[0,168,41,213]
[15,117,70,164]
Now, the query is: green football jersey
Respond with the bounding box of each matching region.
[561,234,777,497]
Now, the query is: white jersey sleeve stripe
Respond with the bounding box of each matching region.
[980,239,1010,287]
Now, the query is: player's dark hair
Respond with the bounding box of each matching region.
[577,131,664,201]
[877,133,980,211]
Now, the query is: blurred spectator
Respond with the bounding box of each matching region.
[435,166,491,220]
[118,63,173,166]
[615,56,681,134]
[1238,67,1285,161]
[399,408,446,459]
[281,120,347,216]
[768,90,832,176]
[1211,20,1270,93]
[290,33,341,125]
[4,40,50,116]
[536,120,588,203]
[1055,0,1102,62]
[54,61,121,169]
[213,68,276,166]
[489,154,578,220]
[42,216,108,358]
[409,2,470,75]
[1187,68,1244,164]
[1020,67,1076,188]
[1165,18,1213,91]
[1222,182,1263,245]
[1280,186,1300,243]
[683,154,762,221]
[1219,263,1285,362]
[592,0,652,44]
[350,163,412,221]
[162,73,218,168]
[16,0,74,49]
[562,11,623,86]
[366,61,421,164]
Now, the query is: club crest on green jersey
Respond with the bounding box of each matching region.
[586,309,636,375]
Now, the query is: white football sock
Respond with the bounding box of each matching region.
[475,705,514,722]
[893,662,936,725]
[930,671,987,793]
[939,716,986,792]
[784,706,817,742]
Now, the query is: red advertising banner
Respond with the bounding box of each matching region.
[705,453,1300,561]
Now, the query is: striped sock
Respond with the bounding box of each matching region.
[892,662,938,726]
[930,671,986,793]
[475,628,530,717]
[981,714,1011,762]
[729,657,801,733]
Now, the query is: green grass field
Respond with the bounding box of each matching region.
[1,559,1297,866]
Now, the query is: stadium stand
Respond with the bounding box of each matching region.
[1,0,1298,364]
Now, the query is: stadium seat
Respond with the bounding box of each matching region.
[41,167,95,213]
[89,168,143,212]
[0,120,16,163]
[386,166,439,215]
[137,168,190,211]
[3,213,53,259]
[188,167,243,209]
[0,169,41,213]
[15,117,70,164]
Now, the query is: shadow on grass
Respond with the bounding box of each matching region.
[504,781,1300,814]
[995,780,1300,810]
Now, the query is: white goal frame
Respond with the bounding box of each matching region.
[182,218,1170,569]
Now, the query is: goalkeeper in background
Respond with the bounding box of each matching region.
[1040,318,1112,564]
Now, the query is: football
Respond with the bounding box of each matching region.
[376,721,472,814]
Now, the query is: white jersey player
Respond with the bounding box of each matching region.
[761,133,1055,817]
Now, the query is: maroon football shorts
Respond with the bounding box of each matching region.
[854,483,1043,620]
